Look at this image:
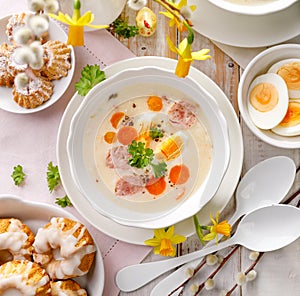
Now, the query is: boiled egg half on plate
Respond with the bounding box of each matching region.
[268,58,300,99]
[247,73,289,130]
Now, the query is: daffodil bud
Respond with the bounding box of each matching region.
[136,7,156,37]
[28,0,45,12]
[127,0,147,11]
[14,73,29,90]
[27,15,49,37]
[13,27,33,45]
[44,0,59,14]
[13,47,35,65]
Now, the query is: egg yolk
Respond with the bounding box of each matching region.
[279,101,300,127]
[249,82,278,112]
[277,62,300,91]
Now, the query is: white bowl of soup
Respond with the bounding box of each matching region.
[238,43,300,149]
[208,0,297,15]
[67,66,230,229]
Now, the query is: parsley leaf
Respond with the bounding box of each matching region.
[151,161,167,178]
[113,18,139,39]
[55,195,72,208]
[11,165,25,186]
[75,64,106,96]
[47,162,60,193]
[149,127,164,139]
[128,140,154,169]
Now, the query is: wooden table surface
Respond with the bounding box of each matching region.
[117,2,300,296]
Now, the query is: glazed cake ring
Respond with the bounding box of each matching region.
[0,260,51,295]
[0,218,35,264]
[33,217,96,280]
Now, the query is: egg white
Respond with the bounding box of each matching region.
[268,58,300,99]
[247,73,289,130]
[271,100,300,136]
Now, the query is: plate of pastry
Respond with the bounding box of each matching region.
[0,13,75,114]
[0,194,104,295]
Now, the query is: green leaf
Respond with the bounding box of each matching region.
[128,140,154,169]
[113,18,139,39]
[55,195,72,208]
[47,162,60,193]
[75,64,106,96]
[151,161,167,178]
[149,127,164,139]
[11,165,25,186]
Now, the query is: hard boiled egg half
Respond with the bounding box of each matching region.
[268,59,300,99]
[247,73,289,130]
[272,100,300,136]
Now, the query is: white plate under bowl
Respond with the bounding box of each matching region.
[0,15,75,114]
[189,0,300,48]
[57,56,243,245]
[208,0,297,16]
[67,66,230,229]
[0,194,104,296]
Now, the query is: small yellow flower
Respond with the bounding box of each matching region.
[203,212,232,244]
[167,37,211,78]
[144,225,186,257]
[160,0,196,32]
[48,0,108,46]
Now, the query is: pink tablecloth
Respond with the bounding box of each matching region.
[0,2,151,295]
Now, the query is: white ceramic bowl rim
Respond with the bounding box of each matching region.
[208,0,297,15]
[238,43,300,149]
[67,66,231,228]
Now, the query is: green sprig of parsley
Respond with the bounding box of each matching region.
[128,141,167,178]
[128,141,154,168]
[149,127,164,139]
[11,165,26,186]
[55,195,72,208]
[112,18,139,39]
[47,162,60,193]
[151,162,167,178]
[75,64,106,96]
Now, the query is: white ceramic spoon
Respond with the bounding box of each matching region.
[150,156,296,296]
[116,204,300,292]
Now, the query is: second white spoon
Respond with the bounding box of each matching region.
[150,156,296,295]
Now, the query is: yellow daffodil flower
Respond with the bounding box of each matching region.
[167,36,211,78]
[159,0,196,32]
[48,0,108,46]
[203,212,232,244]
[144,225,186,257]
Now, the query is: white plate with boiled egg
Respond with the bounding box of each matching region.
[238,43,300,148]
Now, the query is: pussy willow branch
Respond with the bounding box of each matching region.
[193,245,240,295]
[170,165,300,295]
[153,0,192,25]
[225,252,264,296]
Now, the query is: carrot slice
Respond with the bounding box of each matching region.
[117,126,138,145]
[146,177,166,195]
[104,131,116,144]
[110,112,125,128]
[169,164,190,185]
[147,96,163,111]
